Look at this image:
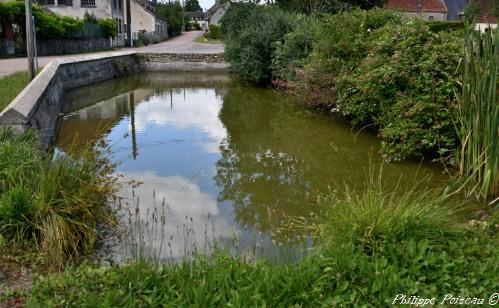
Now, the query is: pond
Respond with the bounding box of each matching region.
[56,72,450,263]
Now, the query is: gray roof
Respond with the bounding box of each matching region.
[444,0,469,20]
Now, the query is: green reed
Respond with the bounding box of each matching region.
[455,26,499,202]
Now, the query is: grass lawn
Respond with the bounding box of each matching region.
[0,71,32,112]
[195,35,223,44]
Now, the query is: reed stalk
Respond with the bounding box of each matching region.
[455,26,499,201]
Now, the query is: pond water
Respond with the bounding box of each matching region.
[56,72,450,263]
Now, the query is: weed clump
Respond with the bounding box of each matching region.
[0,129,117,266]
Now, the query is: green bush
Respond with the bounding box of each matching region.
[156,2,183,37]
[427,20,465,33]
[0,129,117,266]
[273,9,463,161]
[208,24,221,40]
[98,18,118,38]
[333,20,462,160]
[223,4,296,84]
[271,15,318,81]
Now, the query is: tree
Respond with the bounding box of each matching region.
[156,2,183,36]
[275,0,386,15]
[491,0,499,17]
[184,0,202,12]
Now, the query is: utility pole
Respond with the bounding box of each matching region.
[126,0,132,46]
[25,0,36,81]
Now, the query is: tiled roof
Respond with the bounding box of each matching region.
[477,0,497,23]
[385,0,448,13]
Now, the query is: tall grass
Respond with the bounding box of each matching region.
[318,168,464,252]
[455,26,499,201]
[0,129,117,267]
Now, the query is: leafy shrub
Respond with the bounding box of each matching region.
[208,24,221,40]
[0,129,117,266]
[274,9,462,160]
[272,15,318,81]
[333,20,462,160]
[156,2,183,37]
[223,4,296,84]
[427,20,465,33]
[220,2,256,39]
[98,18,118,38]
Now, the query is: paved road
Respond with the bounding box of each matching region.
[0,31,223,78]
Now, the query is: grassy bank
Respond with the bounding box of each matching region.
[0,130,117,267]
[195,35,223,44]
[26,178,498,306]
[0,71,32,112]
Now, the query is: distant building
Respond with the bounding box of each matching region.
[43,0,126,45]
[129,0,168,42]
[385,0,448,21]
[186,11,208,31]
[207,0,229,25]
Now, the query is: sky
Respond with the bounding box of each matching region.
[198,0,215,10]
[159,0,216,11]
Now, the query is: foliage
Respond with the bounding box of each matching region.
[275,0,340,15]
[156,2,183,37]
[220,2,256,38]
[222,3,296,84]
[275,0,386,14]
[454,27,499,200]
[492,0,499,17]
[208,24,221,40]
[427,20,465,33]
[271,15,318,81]
[97,18,118,38]
[184,0,202,12]
[186,20,202,31]
[27,175,499,306]
[0,130,117,267]
[271,10,463,161]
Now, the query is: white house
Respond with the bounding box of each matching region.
[43,0,126,45]
[41,0,167,46]
[127,0,167,43]
[207,0,229,25]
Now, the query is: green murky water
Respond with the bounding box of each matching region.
[56,72,450,263]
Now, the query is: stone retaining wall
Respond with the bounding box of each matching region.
[0,52,228,147]
[138,53,227,71]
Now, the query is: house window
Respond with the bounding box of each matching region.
[118,0,122,11]
[81,0,95,7]
[65,0,73,5]
[47,0,55,5]
[113,0,116,9]
[116,18,122,34]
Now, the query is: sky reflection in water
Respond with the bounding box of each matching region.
[57,73,449,263]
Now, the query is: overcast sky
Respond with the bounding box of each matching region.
[198,0,215,10]
[159,0,215,10]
